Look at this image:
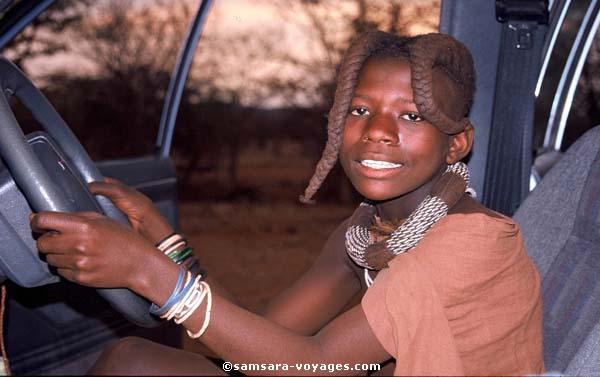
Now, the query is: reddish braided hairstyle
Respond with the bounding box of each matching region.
[409,33,475,133]
[299,31,476,204]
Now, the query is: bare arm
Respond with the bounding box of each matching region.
[261,219,363,335]
[31,211,389,376]
[136,253,390,376]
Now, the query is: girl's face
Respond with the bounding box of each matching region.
[339,57,452,202]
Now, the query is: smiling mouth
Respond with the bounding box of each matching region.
[359,159,403,170]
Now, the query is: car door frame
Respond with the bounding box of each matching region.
[0,0,214,229]
[0,0,214,374]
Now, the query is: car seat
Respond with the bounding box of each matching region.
[514,125,600,375]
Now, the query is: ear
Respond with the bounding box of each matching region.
[445,123,474,164]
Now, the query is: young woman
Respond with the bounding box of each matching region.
[30,32,543,375]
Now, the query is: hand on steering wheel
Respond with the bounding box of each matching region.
[30,211,159,290]
[89,178,174,245]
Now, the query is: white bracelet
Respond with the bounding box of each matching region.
[157,233,185,252]
[166,276,201,321]
[186,282,212,339]
[174,276,205,324]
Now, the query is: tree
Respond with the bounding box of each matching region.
[3,0,93,72]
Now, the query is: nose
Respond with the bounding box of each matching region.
[362,114,399,145]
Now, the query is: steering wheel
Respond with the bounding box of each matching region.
[0,57,160,327]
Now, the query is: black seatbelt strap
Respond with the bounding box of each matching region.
[482,0,549,215]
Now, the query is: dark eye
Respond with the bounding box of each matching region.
[350,106,370,116]
[401,113,423,122]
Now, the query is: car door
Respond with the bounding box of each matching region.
[0,0,212,374]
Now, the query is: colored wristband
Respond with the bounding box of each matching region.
[149,266,186,316]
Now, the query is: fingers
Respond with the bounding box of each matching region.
[55,268,78,284]
[30,211,94,233]
[78,211,104,220]
[34,213,100,252]
[36,231,86,283]
[30,211,104,235]
[53,268,96,288]
[88,180,127,198]
[36,231,68,254]
[29,208,146,289]
[103,177,125,185]
[45,253,77,268]
[88,178,147,205]
[89,176,136,196]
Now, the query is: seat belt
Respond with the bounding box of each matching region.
[482,0,549,215]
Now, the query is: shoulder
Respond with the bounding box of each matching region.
[428,195,521,247]
[387,195,528,283]
[386,195,537,294]
[445,194,519,232]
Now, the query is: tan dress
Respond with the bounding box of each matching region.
[361,198,544,376]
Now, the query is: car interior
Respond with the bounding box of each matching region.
[0,0,598,375]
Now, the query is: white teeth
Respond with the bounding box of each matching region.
[360,159,402,169]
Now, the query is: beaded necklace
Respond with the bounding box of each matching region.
[345,162,471,286]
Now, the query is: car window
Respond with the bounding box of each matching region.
[534,0,600,153]
[1,0,201,160]
[531,0,599,185]
[563,29,600,148]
